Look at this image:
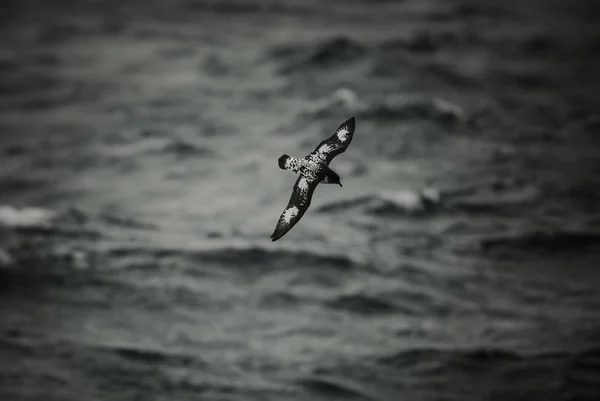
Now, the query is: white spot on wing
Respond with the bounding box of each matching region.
[298,178,309,191]
[337,127,349,142]
[322,143,337,154]
[283,206,299,223]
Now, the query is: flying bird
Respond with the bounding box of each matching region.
[270,117,356,241]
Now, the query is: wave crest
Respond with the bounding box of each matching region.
[295,376,377,400]
[300,88,468,126]
[106,244,357,274]
[107,344,200,367]
[325,293,399,315]
[271,36,367,74]
[316,189,441,216]
[159,139,216,159]
[480,230,600,254]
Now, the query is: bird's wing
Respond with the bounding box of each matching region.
[311,116,356,164]
[270,175,319,241]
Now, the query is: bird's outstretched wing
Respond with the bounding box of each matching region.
[270,175,319,241]
[311,116,356,164]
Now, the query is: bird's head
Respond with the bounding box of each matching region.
[327,171,342,187]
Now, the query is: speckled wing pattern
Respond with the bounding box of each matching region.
[270,175,319,242]
[311,117,356,164]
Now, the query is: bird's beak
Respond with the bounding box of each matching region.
[338,182,343,187]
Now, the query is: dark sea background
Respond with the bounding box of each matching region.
[1,0,600,400]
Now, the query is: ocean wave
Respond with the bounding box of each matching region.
[3,144,28,157]
[450,3,513,19]
[493,33,563,60]
[316,183,543,220]
[375,345,600,397]
[495,68,556,91]
[368,44,473,86]
[316,189,441,216]
[106,244,357,273]
[300,88,468,125]
[56,344,217,398]
[199,52,231,77]
[98,213,157,230]
[36,20,93,46]
[480,230,600,254]
[184,0,311,16]
[378,30,476,54]
[103,344,200,367]
[295,376,379,400]
[301,347,600,400]
[271,32,480,92]
[8,225,102,241]
[0,205,154,234]
[0,205,56,228]
[158,139,216,160]
[325,293,400,315]
[0,205,160,272]
[375,347,526,380]
[257,291,302,308]
[0,243,92,278]
[444,184,541,216]
[356,97,466,124]
[0,248,13,267]
[377,346,574,370]
[272,36,367,74]
[271,30,477,79]
[419,61,480,89]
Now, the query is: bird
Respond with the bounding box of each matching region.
[270,116,356,241]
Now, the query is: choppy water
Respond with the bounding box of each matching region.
[2,0,600,400]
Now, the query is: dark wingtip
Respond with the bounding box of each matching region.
[270,224,284,241]
[345,116,356,131]
[270,220,293,241]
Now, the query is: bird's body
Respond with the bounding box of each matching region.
[278,154,340,184]
[270,117,356,241]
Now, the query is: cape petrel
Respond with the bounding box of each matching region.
[270,117,356,241]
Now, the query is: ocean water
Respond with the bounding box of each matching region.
[1,0,600,400]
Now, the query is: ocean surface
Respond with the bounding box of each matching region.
[1,0,600,400]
